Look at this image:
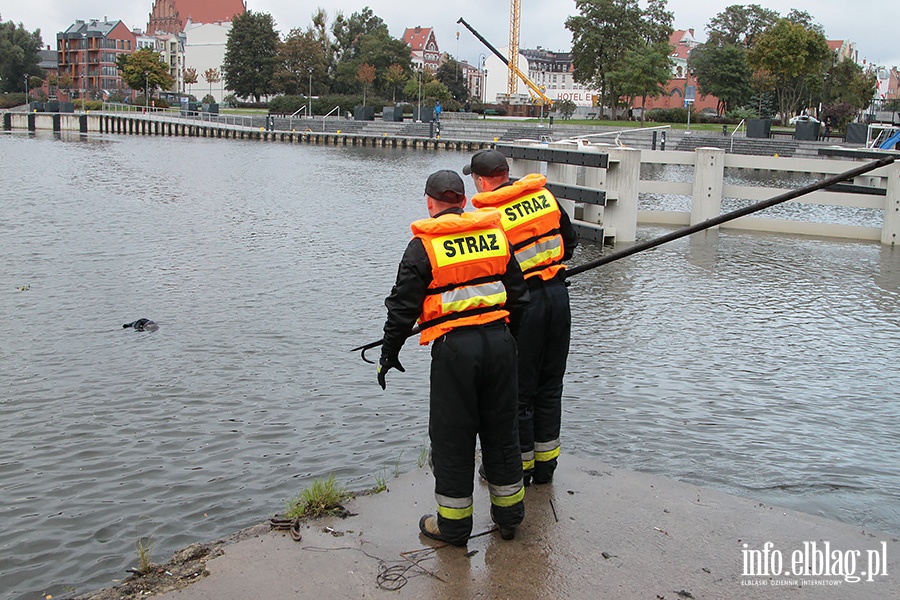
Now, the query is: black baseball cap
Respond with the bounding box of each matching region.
[463,149,509,176]
[425,170,466,202]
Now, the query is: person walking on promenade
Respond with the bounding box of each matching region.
[377,169,529,546]
[466,149,578,486]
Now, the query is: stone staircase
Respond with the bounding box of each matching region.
[675,134,801,157]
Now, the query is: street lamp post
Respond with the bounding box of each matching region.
[24,74,28,106]
[417,66,423,122]
[81,72,86,112]
[145,71,150,111]
[478,53,486,106]
[308,67,313,118]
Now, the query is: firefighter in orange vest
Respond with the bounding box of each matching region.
[378,169,529,546]
[466,149,578,486]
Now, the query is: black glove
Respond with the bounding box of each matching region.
[377,355,405,390]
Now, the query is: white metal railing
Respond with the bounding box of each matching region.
[730,119,746,152]
[557,125,671,147]
[323,105,340,130]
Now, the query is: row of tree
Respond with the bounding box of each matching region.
[566,1,877,127]
[220,8,467,107]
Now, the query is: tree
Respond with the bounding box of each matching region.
[0,18,43,93]
[823,59,876,129]
[706,4,779,47]
[222,10,279,102]
[357,63,375,106]
[272,27,329,96]
[203,67,220,100]
[748,18,830,124]
[689,43,753,114]
[607,39,672,124]
[331,7,387,63]
[58,73,73,101]
[554,98,577,119]
[566,0,673,118]
[183,67,198,97]
[436,57,470,102]
[116,48,174,99]
[384,63,406,103]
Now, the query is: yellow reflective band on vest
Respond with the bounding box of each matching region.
[441,281,507,314]
[435,493,474,521]
[517,237,563,273]
[499,190,557,229]
[430,227,507,268]
[489,485,525,508]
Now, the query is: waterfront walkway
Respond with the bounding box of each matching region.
[82,455,898,599]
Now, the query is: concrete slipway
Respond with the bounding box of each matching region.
[117,456,898,599]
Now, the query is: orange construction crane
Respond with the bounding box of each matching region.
[456,17,551,107]
[508,0,521,97]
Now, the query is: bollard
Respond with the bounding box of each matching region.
[652,131,657,150]
[660,131,666,151]
[722,125,727,137]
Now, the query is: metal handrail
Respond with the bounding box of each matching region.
[557,124,671,145]
[323,105,340,130]
[730,119,746,152]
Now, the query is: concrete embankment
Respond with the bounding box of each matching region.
[81,455,898,599]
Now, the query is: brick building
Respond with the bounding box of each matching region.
[57,19,136,102]
[147,0,246,35]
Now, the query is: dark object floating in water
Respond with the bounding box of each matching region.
[123,318,158,332]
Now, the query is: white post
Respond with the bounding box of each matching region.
[546,141,578,220]
[603,147,641,243]
[581,147,607,233]
[691,147,725,227]
[507,144,543,181]
[882,161,900,246]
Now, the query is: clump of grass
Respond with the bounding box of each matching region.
[417,445,430,468]
[392,450,404,477]
[285,474,348,519]
[135,538,154,574]
[373,468,388,493]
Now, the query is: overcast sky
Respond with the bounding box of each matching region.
[6,1,899,71]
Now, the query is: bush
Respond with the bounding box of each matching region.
[202,94,216,105]
[0,93,27,108]
[268,94,307,115]
[646,107,693,123]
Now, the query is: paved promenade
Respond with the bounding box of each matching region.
[83,455,898,599]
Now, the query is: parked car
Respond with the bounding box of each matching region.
[789,114,821,125]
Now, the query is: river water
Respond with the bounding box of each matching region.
[1,132,898,599]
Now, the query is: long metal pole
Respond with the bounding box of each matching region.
[352,156,894,361]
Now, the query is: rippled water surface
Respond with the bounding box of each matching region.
[1,132,899,599]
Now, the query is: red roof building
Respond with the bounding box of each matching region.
[147,0,246,34]
[57,19,136,101]
[402,26,441,73]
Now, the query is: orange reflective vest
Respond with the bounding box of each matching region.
[472,173,565,281]
[411,209,511,345]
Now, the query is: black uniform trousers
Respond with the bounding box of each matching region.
[516,275,571,482]
[429,320,525,544]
